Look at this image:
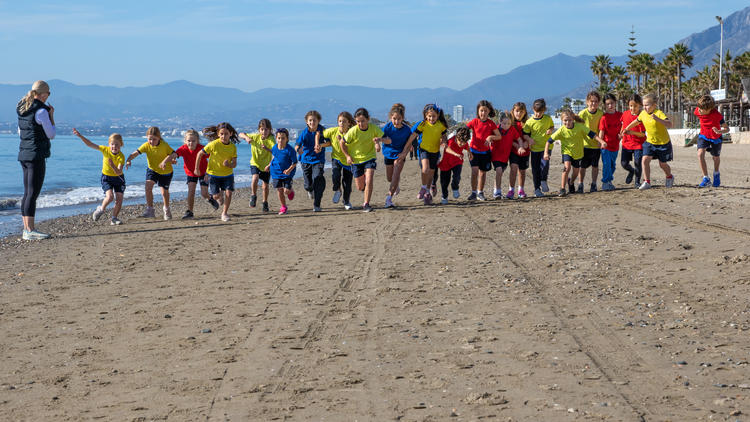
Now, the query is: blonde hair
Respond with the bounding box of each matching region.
[18,80,50,114]
[108,133,123,146]
[184,129,200,142]
[642,93,658,104]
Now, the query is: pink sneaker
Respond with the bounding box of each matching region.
[506,189,514,199]
[287,190,295,201]
[423,192,432,205]
[278,206,288,215]
[417,186,426,199]
[518,188,526,198]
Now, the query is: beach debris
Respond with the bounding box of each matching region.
[201,328,212,334]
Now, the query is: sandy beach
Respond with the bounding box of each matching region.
[2,143,750,421]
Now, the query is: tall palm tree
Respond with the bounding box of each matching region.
[626,55,642,89]
[590,55,613,88]
[666,43,693,117]
[637,53,655,87]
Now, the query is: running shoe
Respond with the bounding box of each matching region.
[493,189,502,199]
[540,180,549,193]
[92,206,104,221]
[182,210,194,219]
[385,196,394,208]
[418,186,427,199]
[250,194,257,208]
[518,188,526,199]
[207,198,219,210]
[262,202,269,212]
[110,217,122,225]
[441,197,449,205]
[221,213,230,222]
[665,176,674,188]
[452,189,459,199]
[344,202,353,210]
[476,192,486,201]
[363,203,374,212]
[467,192,477,201]
[625,170,634,184]
[332,190,342,204]
[313,206,322,212]
[505,189,514,199]
[423,193,433,205]
[142,206,155,218]
[22,230,50,240]
[307,190,313,199]
[576,183,584,194]
[590,183,597,193]
[712,172,721,187]
[278,206,287,215]
[163,206,172,220]
[288,189,295,200]
[558,189,567,197]
[639,181,651,190]
[534,188,543,198]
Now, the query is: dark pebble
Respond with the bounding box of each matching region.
[201,328,212,333]
[164,314,172,319]
[714,383,728,388]
[676,361,688,365]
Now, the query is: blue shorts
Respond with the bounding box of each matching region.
[469,151,492,172]
[101,174,126,194]
[146,169,173,189]
[273,178,293,190]
[209,174,235,194]
[642,141,673,163]
[562,154,582,168]
[580,148,601,169]
[250,165,271,183]
[697,135,722,157]
[352,159,377,178]
[186,175,208,187]
[419,148,440,170]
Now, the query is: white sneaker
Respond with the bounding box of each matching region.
[540,181,549,192]
[141,206,155,218]
[332,190,341,204]
[22,230,50,240]
[163,206,172,220]
[344,202,352,210]
[92,206,104,221]
[221,213,230,222]
[110,217,122,225]
[665,176,674,188]
[639,181,651,190]
[452,189,459,199]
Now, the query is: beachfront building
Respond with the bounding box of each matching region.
[453,105,464,123]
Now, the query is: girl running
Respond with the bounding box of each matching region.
[381,103,413,208]
[323,111,355,210]
[341,107,389,212]
[406,104,448,205]
[125,126,174,220]
[73,129,126,225]
[466,100,501,201]
[239,119,275,212]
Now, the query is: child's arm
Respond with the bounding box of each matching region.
[283,154,297,175]
[444,145,462,158]
[651,113,672,129]
[620,119,641,135]
[239,132,252,143]
[713,122,730,136]
[397,140,412,162]
[486,129,501,144]
[592,133,607,149]
[72,128,100,150]
[160,152,178,170]
[543,138,553,161]
[125,150,141,169]
[194,149,207,175]
[339,135,353,165]
[107,158,124,176]
[222,157,237,169]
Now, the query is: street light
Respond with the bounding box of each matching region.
[716,15,723,90]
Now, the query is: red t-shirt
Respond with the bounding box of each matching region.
[176,144,208,177]
[598,111,622,152]
[694,107,725,140]
[466,118,497,153]
[438,137,469,171]
[510,121,530,157]
[491,125,519,163]
[620,110,645,150]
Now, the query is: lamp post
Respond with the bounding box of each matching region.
[716,15,723,90]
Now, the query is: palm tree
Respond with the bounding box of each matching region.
[590,55,613,88]
[666,43,693,117]
[637,54,655,87]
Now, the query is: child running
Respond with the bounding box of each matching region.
[466,100,501,201]
[438,127,470,204]
[598,94,623,191]
[195,122,238,221]
[491,112,520,199]
[523,99,555,197]
[239,119,275,212]
[125,126,174,220]
[73,129,126,225]
[621,93,674,189]
[577,91,604,193]
[620,94,646,187]
[341,107,389,212]
[296,110,328,212]
[161,129,214,219]
[380,103,413,208]
[407,104,448,205]
[269,128,297,215]
[545,109,606,196]
[694,95,729,187]
[323,111,355,210]
[507,102,533,198]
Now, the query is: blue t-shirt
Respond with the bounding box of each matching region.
[270,144,298,180]
[295,125,326,164]
[381,122,412,159]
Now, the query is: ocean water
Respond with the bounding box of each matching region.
[0,134,311,236]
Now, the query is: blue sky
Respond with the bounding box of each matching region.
[1,0,746,92]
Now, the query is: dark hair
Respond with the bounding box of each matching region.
[258,118,272,131]
[560,109,584,123]
[216,122,240,144]
[532,98,546,113]
[476,100,496,119]
[511,102,528,124]
[202,126,217,140]
[498,111,512,122]
[146,126,163,141]
[275,128,289,139]
[697,94,716,111]
[586,91,601,101]
[604,93,617,103]
[304,110,322,122]
[354,107,370,120]
[423,104,448,128]
[389,103,405,117]
[454,126,471,143]
[338,111,355,129]
[628,93,643,105]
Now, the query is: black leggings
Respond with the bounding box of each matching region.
[440,165,462,198]
[20,159,46,217]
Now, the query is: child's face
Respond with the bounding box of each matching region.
[499,118,511,130]
[218,128,231,143]
[355,115,369,130]
[109,140,122,155]
[338,116,350,132]
[259,125,272,138]
[147,135,160,146]
[643,99,655,114]
[390,113,404,128]
[184,134,199,150]
[456,138,467,148]
[562,115,574,129]
[425,110,438,125]
[513,107,524,121]
[587,97,600,112]
[628,100,641,115]
[698,107,710,115]
[306,115,319,131]
[478,106,490,121]
[604,98,616,113]
[276,132,288,145]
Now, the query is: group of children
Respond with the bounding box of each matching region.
[73,92,729,224]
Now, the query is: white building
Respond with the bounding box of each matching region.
[453,105,464,122]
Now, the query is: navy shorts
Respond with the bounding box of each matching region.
[250,165,271,183]
[273,178,293,190]
[580,148,601,169]
[101,174,126,194]
[562,154,582,168]
[352,158,377,178]
[209,174,235,194]
[419,148,440,170]
[146,169,173,189]
[492,160,507,170]
[642,141,673,162]
[186,175,208,187]
[509,153,530,170]
[469,152,492,172]
[697,135,722,157]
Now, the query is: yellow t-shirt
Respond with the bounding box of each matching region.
[344,124,384,164]
[524,115,555,152]
[638,109,671,145]
[99,145,125,177]
[203,139,237,177]
[415,120,447,153]
[578,108,604,149]
[138,140,174,175]
[246,133,274,169]
[550,123,594,160]
[323,127,347,163]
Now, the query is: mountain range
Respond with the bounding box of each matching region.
[1,6,748,130]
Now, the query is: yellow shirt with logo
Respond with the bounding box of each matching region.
[550,123,595,160]
[99,145,125,177]
[203,139,237,177]
[638,109,671,145]
[344,124,384,164]
[246,133,275,169]
[138,140,174,175]
[523,115,555,152]
[578,108,604,149]
[415,120,447,153]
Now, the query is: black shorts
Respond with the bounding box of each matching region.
[697,136,722,157]
[419,148,440,170]
[580,148,601,169]
[352,159,377,178]
[209,174,235,194]
[101,174,126,193]
[250,165,271,183]
[562,154,582,168]
[469,152,492,172]
[146,169,173,189]
[186,175,208,187]
[492,160,507,171]
[273,178,293,190]
[384,157,396,166]
[509,153,530,170]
